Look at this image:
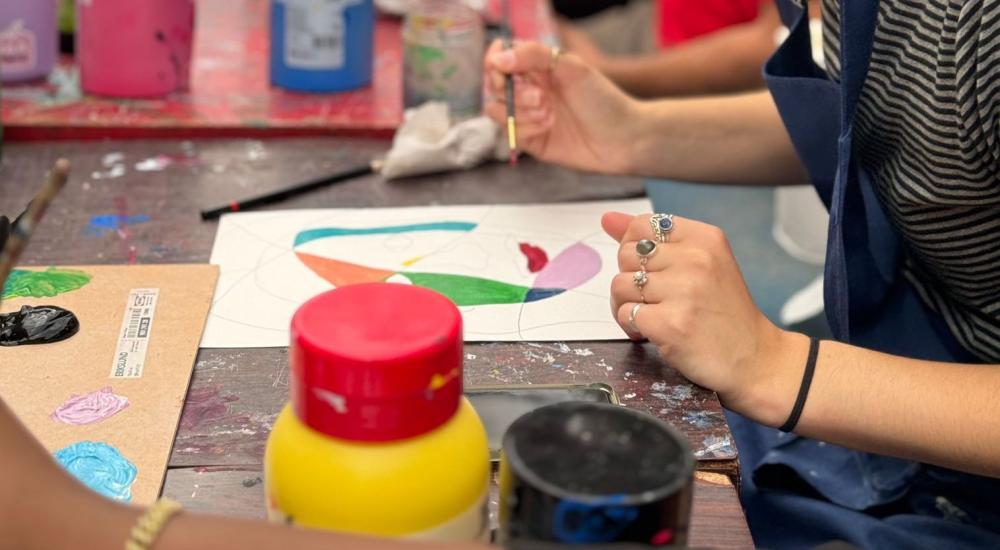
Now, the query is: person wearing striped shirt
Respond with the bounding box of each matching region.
[485,0,999,547]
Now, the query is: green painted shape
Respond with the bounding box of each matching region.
[2,267,93,299]
[402,272,530,307]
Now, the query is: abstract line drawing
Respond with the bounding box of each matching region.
[293,223,601,307]
[201,200,649,348]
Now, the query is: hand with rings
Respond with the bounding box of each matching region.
[483,39,642,175]
[602,211,792,408]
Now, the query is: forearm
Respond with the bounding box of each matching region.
[625,90,808,185]
[743,333,1000,477]
[0,400,483,550]
[601,24,775,98]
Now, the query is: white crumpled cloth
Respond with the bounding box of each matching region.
[378,102,508,180]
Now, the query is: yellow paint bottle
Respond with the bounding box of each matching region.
[265,283,490,541]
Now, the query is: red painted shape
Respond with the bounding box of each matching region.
[519,242,549,273]
[295,252,394,287]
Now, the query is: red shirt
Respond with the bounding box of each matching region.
[658,0,765,47]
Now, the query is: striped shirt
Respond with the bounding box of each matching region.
[821,0,1000,362]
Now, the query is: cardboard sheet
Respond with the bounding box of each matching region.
[0,264,218,505]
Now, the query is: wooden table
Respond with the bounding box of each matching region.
[0,139,752,548]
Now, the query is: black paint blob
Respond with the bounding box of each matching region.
[0,305,80,347]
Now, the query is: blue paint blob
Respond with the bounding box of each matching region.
[85,214,151,237]
[54,441,137,502]
[524,288,566,303]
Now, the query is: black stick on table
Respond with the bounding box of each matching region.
[199,163,373,220]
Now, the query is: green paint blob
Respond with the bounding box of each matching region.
[403,272,529,306]
[2,267,93,300]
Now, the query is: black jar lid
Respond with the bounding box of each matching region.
[502,401,694,506]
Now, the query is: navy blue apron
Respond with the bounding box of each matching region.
[724,1,1000,547]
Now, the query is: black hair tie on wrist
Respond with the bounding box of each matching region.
[779,337,820,433]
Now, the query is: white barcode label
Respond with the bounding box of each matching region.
[283,0,360,70]
[110,289,160,379]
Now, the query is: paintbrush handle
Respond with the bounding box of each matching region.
[0,159,71,298]
[200,164,373,220]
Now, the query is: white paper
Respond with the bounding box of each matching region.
[201,199,650,348]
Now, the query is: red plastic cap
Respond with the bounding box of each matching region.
[290,283,464,442]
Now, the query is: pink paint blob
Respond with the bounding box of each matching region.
[51,387,130,425]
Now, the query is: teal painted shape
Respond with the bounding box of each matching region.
[294,222,477,247]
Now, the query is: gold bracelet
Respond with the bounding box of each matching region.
[125,498,183,550]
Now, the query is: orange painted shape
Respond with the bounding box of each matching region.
[296,252,395,287]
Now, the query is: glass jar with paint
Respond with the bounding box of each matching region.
[499,402,695,546]
[265,283,491,541]
[402,1,485,119]
[76,0,194,98]
[270,0,375,93]
[0,0,58,83]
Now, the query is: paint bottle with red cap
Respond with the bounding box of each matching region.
[264,283,490,541]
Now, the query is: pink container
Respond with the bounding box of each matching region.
[77,0,194,98]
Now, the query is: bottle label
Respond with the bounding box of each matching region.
[0,20,37,73]
[282,0,360,70]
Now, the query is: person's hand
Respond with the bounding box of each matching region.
[484,40,641,174]
[554,20,607,69]
[602,212,808,414]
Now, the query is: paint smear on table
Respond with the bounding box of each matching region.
[85,214,151,237]
[54,441,137,502]
[2,267,92,299]
[694,435,735,459]
[0,305,80,346]
[180,386,238,429]
[52,387,130,425]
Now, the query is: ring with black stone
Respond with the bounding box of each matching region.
[636,239,657,271]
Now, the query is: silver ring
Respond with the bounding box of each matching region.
[649,214,675,243]
[550,46,562,69]
[628,303,642,333]
[632,270,648,289]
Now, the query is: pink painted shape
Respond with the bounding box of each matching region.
[532,242,602,290]
[51,387,130,425]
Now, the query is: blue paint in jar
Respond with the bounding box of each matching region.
[270,0,374,93]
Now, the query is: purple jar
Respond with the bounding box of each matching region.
[0,0,58,83]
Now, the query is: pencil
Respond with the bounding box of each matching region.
[200,163,373,220]
[502,0,518,166]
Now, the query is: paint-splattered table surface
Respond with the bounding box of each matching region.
[0,139,751,548]
[0,0,554,141]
